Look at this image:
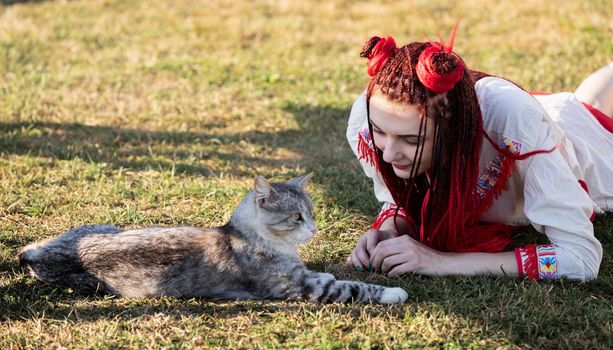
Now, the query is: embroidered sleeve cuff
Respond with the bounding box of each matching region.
[515,244,558,281]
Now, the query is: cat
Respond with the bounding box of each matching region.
[18,174,408,304]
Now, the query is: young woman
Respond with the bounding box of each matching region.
[346,25,613,282]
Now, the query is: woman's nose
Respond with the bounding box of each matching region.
[382,139,402,163]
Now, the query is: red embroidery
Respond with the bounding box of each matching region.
[515,248,524,277]
[516,244,538,280]
[471,132,557,223]
[371,205,412,231]
[357,128,379,171]
[516,244,559,280]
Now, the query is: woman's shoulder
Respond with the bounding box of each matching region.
[474,76,544,119]
[475,76,551,150]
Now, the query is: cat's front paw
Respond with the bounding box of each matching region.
[379,287,408,304]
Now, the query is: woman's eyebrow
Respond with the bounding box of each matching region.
[371,121,420,138]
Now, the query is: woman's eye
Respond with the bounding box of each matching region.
[292,213,303,222]
[403,137,419,145]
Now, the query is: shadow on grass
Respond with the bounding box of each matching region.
[2,263,611,348]
[1,0,48,5]
[0,103,353,175]
[0,0,48,6]
[0,102,376,215]
[0,121,297,178]
[0,273,407,323]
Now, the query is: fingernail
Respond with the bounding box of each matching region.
[367,263,372,272]
[355,266,361,272]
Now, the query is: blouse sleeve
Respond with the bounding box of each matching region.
[517,123,602,282]
[479,78,603,281]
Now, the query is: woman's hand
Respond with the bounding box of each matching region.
[350,229,519,277]
[369,234,446,276]
[347,229,399,270]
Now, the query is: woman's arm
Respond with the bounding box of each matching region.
[467,77,602,281]
[369,234,518,277]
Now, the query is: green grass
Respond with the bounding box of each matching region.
[1,0,612,348]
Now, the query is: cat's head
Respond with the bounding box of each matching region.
[248,174,318,249]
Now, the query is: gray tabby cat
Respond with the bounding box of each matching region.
[19,174,408,304]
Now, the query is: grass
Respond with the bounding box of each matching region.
[1,0,612,348]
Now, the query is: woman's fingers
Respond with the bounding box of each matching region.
[366,229,399,255]
[370,236,408,271]
[350,231,420,273]
[365,229,382,255]
[387,262,414,277]
[349,229,389,271]
[350,246,370,269]
[348,233,371,269]
[380,253,412,274]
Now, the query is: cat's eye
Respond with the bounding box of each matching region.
[292,213,303,222]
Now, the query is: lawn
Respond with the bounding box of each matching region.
[1,0,612,348]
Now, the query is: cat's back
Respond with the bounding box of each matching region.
[98,225,216,244]
[77,225,233,264]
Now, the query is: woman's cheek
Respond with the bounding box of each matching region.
[372,132,381,146]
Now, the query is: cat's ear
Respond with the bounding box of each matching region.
[287,172,314,190]
[254,176,278,206]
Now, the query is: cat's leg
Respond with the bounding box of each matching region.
[297,271,408,304]
[18,224,122,282]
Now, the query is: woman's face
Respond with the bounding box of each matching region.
[369,90,434,178]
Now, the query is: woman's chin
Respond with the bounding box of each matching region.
[392,167,425,179]
[392,168,412,179]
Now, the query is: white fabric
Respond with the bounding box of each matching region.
[346,77,612,281]
[346,90,395,205]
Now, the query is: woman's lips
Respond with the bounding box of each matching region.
[392,163,412,170]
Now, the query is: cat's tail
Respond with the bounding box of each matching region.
[18,242,43,278]
[18,247,32,269]
[18,224,122,279]
[18,242,114,294]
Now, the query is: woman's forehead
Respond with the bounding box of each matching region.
[370,89,418,113]
[369,93,422,131]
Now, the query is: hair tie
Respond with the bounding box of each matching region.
[366,36,397,77]
[416,20,464,94]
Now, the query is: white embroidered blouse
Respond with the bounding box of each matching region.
[346,76,613,282]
